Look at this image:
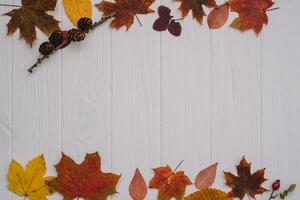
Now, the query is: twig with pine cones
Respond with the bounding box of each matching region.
[28,15,113,73]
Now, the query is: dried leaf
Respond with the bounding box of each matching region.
[195,163,218,190]
[184,188,233,200]
[47,152,121,200]
[228,0,275,35]
[95,0,155,30]
[168,20,181,37]
[63,0,92,26]
[129,168,147,200]
[149,165,192,200]
[175,0,217,24]
[224,156,268,200]
[4,0,60,46]
[7,155,55,199]
[207,3,229,29]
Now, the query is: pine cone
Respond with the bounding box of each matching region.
[39,42,54,56]
[78,17,93,32]
[49,30,64,47]
[68,28,86,42]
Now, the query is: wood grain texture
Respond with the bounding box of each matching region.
[0,0,12,199]
[210,0,262,191]
[261,0,300,198]
[61,1,112,170]
[111,8,161,199]
[10,1,62,199]
[0,0,299,199]
[160,1,212,196]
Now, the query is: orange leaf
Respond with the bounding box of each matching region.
[46,152,121,200]
[228,0,275,35]
[195,163,218,190]
[207,3,229,29]
[129,168,147,200]
[149,165,192,200]
[224,156,268,200]
[175,0,217,24]
[95,0,155,30]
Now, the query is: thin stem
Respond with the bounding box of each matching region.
[135,15,143,27]
[246,194,251,200]
[268,190,275,200]
[0,3,21,7]
[23,197,27,200]
[267,7,279,11]
[27,15,113,73]
[173,18,183,21]
[174,160,184,172]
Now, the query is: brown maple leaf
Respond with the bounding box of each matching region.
[224,156,268,200]
[95,0,155,30]
[228,0,275,35]
[46,152,120,200]
[175,0,217,24]
[3,0,60,46]
[149,164,192,200]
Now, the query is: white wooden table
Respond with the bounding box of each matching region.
[0,0,299,199]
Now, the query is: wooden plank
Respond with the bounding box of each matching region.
[211,0,262,189]
[261,0,300,198]
[60,1,112,173]
[0,0,12,198]
[111,10,161,199]
[160,2,211,195]
[10,0,62,199]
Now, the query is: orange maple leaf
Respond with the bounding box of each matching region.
[224,156,268,200]
[149,164,192,200]
[175,0,217,24]
[228,0,275,35]
[46,152,120,200]
[95,0,155,30]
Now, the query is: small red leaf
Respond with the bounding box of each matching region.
[129,168,147,200]
[207,3,229,29]
[168,20,181,37]
[153,17,170,31]
[195,163,218,190]
[158,6,171,18]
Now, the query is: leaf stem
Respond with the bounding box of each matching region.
[268,190,275,200]
[135,15,143,27]
[0,3,21,7]
[27,15,113,73]
[174,160,184,172]
[267,7,279,12]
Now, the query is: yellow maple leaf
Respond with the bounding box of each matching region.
[63,0,93,26]
[184,188,233,200]
[7,155,54,200]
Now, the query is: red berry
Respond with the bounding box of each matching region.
[272,180,280,190]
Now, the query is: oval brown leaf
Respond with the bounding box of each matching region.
[195,163,218,190]
[129,168,147,200]
[207,3,229,29]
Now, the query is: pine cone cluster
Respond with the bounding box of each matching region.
[38,17,93,56]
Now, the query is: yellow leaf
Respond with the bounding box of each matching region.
[184,188,233,200]
[63,0,93,26]
[7,155,54,200]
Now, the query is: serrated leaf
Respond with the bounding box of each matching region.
[63,0,92,26]
[195,163,218,190]
[7,155,55,199]
[4,0,60,46]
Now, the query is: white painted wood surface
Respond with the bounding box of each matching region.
[0,0,299,199]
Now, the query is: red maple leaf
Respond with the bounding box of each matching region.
[47,152,120,200]
[228,0,275,35]
[149,164,192,200]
